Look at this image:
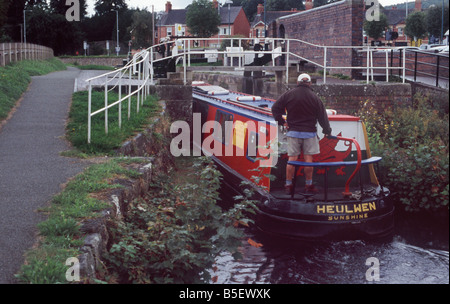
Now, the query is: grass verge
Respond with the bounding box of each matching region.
[66,90,160,155]
[15,158,145,284]
[0,58,66,123]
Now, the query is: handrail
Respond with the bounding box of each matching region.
[85,36,414,143]
[287,135,370,200]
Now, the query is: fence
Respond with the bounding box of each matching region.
[85,49,151,144]
[85,37,412,143]
[0,42,54,66]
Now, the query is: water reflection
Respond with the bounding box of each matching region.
[210,234,449,284]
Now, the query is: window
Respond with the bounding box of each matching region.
[246,132,258,162]
[167,27,172,36]
[214,110,233,145]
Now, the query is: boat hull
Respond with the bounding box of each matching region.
[214,154,394,241]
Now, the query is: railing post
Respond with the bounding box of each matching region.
[104,76,108,134]
[402,48,406,83]
[435,55,440,87]
[88,81,92,144]
[128,64,131,120]
[285,39,290,85]
[183,39,187,85]
[323,46,327,84]
[137,61,140,113]
[366,46,370,84]
[118,69,122,129]
[385,50,389,82]
[414,51,418,82]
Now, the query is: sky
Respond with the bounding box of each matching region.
[84,0,424,16]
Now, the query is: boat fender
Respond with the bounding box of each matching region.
[326,109,337,115]
[208,90,229,95]
[236,96,262,101]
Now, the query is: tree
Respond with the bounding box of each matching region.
[425,4,449,39]
[405,11,427,41]
[94,0,127,16]
[266,0,304,11]
[186,0,220,38]
[127,9,154,48]
[363,12,388,41]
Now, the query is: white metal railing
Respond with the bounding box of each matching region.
[85,49,151,143]
[86,37,411,143]
[153,37,408,85]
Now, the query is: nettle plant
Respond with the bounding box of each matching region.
[103,157,258,284]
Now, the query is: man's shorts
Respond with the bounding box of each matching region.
[287,136,320,157]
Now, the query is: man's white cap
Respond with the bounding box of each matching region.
[297,73,311,83]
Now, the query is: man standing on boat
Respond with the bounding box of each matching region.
[271,73,332,194]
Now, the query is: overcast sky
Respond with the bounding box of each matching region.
[84,0,425,16]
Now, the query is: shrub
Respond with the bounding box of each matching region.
[103,157,257,283]
[358,94,449,213]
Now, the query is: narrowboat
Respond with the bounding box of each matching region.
[191,82,394,240]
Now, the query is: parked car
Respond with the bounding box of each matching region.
[438,45,449,54]
[419,44,446,52]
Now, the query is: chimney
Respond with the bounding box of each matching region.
[165,1,172,12]
[305,0,313,10]
[257,3,264,15]
[414,0,422,11]
[212,0,218,9]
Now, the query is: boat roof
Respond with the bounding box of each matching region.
[192,82,360,122]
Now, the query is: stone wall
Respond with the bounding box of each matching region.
[192,71,413,115]
[58,56,126,67]
[78,85,192,281]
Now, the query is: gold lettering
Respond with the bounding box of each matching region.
[333,216,339,220]
[369,202,376,211]
[327,205,335,214]
[336,205,344,213]
[345,205,354,213]
[362,203,369,212]
[317,205,326,214]
[328,216,333,221]
[353,204,362,213]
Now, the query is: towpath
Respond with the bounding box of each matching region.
[0,67,88,283]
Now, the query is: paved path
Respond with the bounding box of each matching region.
[0,67,88,283]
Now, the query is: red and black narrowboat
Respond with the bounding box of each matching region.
[191,82,394,240]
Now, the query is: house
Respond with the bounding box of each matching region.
[250,3,298,39]
[157,1,250,48]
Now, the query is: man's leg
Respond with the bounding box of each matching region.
[304,154,314,188]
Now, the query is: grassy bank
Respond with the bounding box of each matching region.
[66,90,160,155]
[0,58,66,122]
[15,158,146,284]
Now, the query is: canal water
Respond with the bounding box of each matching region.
[209,208,449,284]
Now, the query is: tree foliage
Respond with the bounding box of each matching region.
[186,0,221,38]
[425,4,449,38]
[405,11,427,40]
[363,12,389,40]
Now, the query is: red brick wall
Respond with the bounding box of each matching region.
[274,0,364,77]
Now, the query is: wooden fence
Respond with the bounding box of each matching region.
[0,43,54,66]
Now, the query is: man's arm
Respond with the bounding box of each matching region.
[271,96,287,126]
[317,99,332,136]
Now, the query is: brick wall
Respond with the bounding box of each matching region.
[274,0,364,77]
